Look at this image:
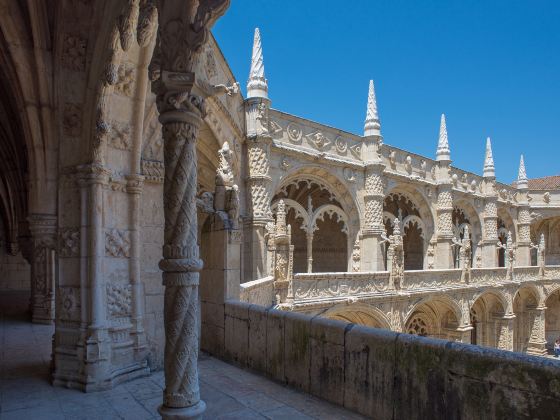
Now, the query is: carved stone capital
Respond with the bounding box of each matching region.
[27,214,57,241]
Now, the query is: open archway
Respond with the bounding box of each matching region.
[497,208,516,267]
[452,200,483,268]
[383,187,435,270]
[545,287,560,353]
[272,170,356,273]
[470,291,508,347]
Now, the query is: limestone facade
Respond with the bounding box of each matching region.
[0,2,559,418]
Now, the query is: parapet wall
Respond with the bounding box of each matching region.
[209,300,560,419]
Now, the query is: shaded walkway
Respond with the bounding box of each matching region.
[0,292,364,419]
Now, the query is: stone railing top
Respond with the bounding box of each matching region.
[240,276,274,291]
[285,266,560,306]
[294,271,390,280]
[293,271,391,302]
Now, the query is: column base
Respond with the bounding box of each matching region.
[527,342,548,357]
[159,401,206,420]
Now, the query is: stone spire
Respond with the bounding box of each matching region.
[436,114,451,161]
[247,28,268,99]
[364,80,381,137]
[517,154,528,189]
[483,137,495,178]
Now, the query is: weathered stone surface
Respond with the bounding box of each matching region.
[344,325,396,419]
[265,309,285,382]
[283,311,311,392]
[224,301,250,365]
[309,316,347,405]
[247,304,268,372]
[393,333,449,419]
[220,303,560,419]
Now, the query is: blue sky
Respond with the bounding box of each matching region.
[212,1,560,183]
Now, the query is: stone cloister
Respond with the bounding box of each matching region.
[0,1,559,419]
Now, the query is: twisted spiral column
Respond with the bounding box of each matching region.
[157,107,205,418]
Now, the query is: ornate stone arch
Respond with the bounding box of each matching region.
[384,184,435,269]
[402,215,426,240]
[452,199,483,241]
[545,283,560,303]
[272,166,361,230]
[271,199,310,232]
[472,289,509,314]
[311,204,349,234]
[385,183,436,239]
[514,284,542,308]
[405,295,463,331]
[497,207,516,242]
[273,167,360,271]
[322,303,391,329]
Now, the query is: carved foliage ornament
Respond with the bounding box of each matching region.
[61,34,87,71]
[59,287,80,321]
[105,229,131,258]
[107,283,132,317]
[108,121,132,150]
[156,0,230,74]
[59,228,80,258]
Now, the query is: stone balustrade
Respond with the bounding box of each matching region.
[274,266,560,306]
[239,276,274,307]
[213,300,560,419]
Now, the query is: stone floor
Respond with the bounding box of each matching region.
[0,292,365,420]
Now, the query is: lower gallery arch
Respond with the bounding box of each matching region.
[470,292,507,348]
[545,287,560,353]
[321,304,391,329]
[513,286,540,353]
[405,297,461,340]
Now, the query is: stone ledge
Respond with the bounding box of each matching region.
[211,300,560,419]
